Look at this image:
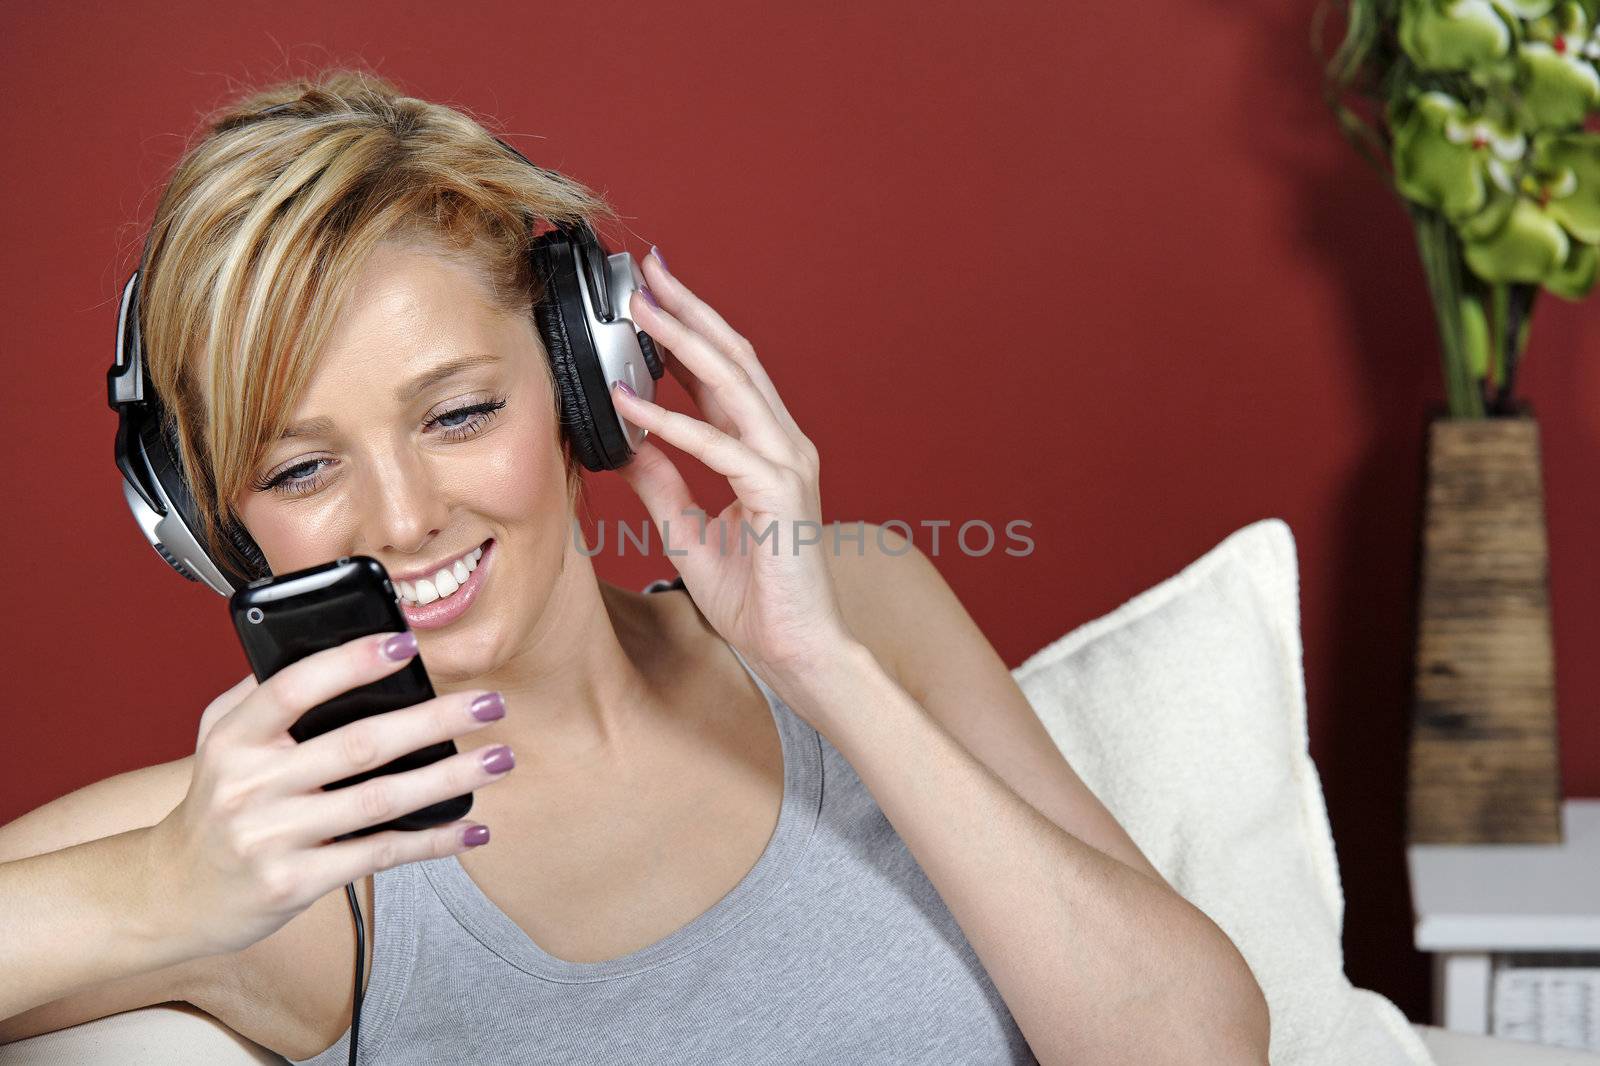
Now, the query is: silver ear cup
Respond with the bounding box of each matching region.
[118,445,241,596]
[531,228,664,470]
[590,251,666,456]
[109,270,266,596]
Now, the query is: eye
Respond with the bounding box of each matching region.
[425,397,507,441]
[254,458,330,498]
[252,396,509,499]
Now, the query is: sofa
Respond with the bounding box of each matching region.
[3,519,1595,1064]
[3,1001,1598,1064]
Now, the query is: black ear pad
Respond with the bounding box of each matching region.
[222,514,272,583]
[530,232,614,471]
[147,416,271,587]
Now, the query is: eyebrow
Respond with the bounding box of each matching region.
[396,352,502,402]
[275,353,503,441]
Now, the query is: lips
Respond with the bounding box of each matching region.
[395,540,486,604]
[399,539,494,630]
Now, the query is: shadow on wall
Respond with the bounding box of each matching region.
[1208,0,1442,1023]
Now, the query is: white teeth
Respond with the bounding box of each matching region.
[397,542,486,605]
[435,568,460,597]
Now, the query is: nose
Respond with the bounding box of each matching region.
[360,445,450,557]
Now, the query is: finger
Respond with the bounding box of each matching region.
[306,818,491,888]
[231,631,418,745]
[641,252,805,439]
[613,436,711,562]
[197,674,260,750]
[611,381,787,498]
[307,739,516,843]
[630,289,800,467]
[280,689,504,794]
[647,332,734,436]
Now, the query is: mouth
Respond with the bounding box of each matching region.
[395,538,494,631]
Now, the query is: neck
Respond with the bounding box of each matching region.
[430,538,683,775]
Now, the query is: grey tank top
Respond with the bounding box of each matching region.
[290,576,1037,1065]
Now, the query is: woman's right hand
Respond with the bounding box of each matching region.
[148,631,514,958]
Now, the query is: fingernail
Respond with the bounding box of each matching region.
[381,631,418,661]
[469,692,505,722]
[650,245,669,272]
[462,824,490,847]
[637,285,660,310]
[615,380,637,398]
[481,745,515,773]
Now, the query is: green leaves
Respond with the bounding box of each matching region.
[1537,131,1600,243]
[1459,288,1491,381]
[1400,0,1518,71]
[1451,130,1600,294]
[1392,91,1526,219]
[1322,0,1600,413]
[1518,2,1600,126]
[1394,0,1599,134]
[1385,89,1597,301]
[1463,196,1574,278]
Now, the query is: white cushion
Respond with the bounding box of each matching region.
[0,1003,286,1064]
[1010,518,1433,1065]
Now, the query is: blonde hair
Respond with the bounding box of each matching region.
[135,68,621,574]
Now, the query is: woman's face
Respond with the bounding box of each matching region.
[231,235,572,682]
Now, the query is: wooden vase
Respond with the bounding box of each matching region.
[1406,412,1564,844]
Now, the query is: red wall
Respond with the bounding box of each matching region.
[2,0,1595,1026]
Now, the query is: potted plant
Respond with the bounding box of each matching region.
[1318,0,1600,842]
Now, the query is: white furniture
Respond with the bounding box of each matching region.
[1416,1022,1600,1064]
[1410,798,1600,1048]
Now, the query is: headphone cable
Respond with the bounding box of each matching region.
[345,881,365,1066]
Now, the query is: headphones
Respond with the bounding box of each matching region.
[107,110,664,597]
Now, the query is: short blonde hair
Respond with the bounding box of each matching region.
[135,68,621,574]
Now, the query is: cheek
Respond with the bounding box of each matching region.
[233,493,357,575]
[469,413,569,525]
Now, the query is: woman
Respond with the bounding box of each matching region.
[0,71,1269,1064]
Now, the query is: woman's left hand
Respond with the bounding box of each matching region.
[611,248,857,683]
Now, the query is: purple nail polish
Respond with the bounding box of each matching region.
[650,245,668,272]
[470,692,505,722]
[615,380,636,398]
[462,824,490,847]
[481,745,515,773]
[381,631,418,661]
[638,285,660,310]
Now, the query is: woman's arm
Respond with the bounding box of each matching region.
[605,258,1269,1063]
[0,826,207,1030]
[0,759,215,1038]
[763,641,1271,1066]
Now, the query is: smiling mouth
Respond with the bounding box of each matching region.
[395,539,488,605]
[395,538,495,632]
